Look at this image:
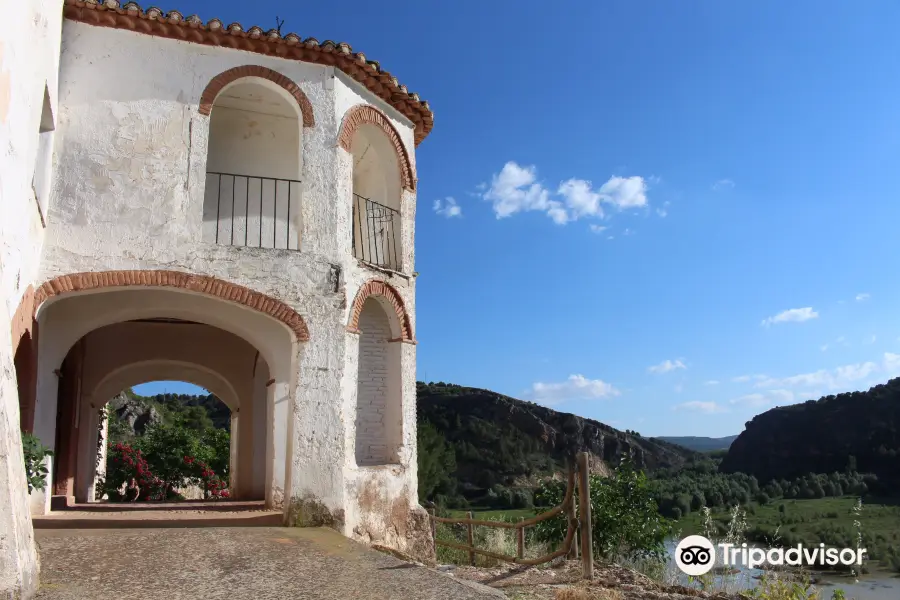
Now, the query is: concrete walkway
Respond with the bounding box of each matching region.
[34,526,502,600]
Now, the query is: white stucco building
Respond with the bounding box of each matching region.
[0,1,435,596]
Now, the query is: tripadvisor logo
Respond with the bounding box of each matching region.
[674,535,867,576]
[675,535,716,576]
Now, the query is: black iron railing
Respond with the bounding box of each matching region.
[352,194,401,270]
[204,172,302,250]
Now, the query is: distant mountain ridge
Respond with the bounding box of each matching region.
[721,378,900,485]
[417,382,697,506]
[655,435,738,452]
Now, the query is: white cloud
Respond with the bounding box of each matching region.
[648,359,687,374]
[883,352,900,376]
[432,197,462,218]
[558,179,603,219]
[596,176,648,209]
[730,389,794,408]
[656,201,670,218]
[528,374,620,404]
[480,162,650,225]
[732,374,767,383]
[482,162,559,221]
[761,307,819,327]
[752,354,900,392]
[588,224,607,234]
[674,401,725,414]
[855,293,871,302]
[704,380,720,386]
[712,179,735,192]
[821,336,847,352]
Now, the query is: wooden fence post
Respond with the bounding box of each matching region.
[466,511,475,566]
[567,480,580,560]
[577,452,594,580]
[517,517,525,559]
[429,508,436,544]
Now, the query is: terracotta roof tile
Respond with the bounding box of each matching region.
[62,0,434,145]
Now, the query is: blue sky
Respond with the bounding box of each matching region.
[134,0,900,437]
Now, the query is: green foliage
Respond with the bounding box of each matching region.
[741,574,840,600]
[532,460,673,562]
[100,388,231,501]
[21,431,53,493]
[650,452,877,520]
[417,420,457,503]
[134,419,209,492]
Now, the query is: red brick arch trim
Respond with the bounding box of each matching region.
[346,279,414,343]
[338,105,416,192]
[11,285,36,355]
[198,65,315,127]
[31,270,310,342]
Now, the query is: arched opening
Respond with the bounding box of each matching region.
[355,297,402,466]
[350,122,403,271]
[49,320,274,508]
[29,281,298,515]
[92,381,235,503]
[203,77,303,250]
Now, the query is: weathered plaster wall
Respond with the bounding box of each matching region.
[33,18,426,557]
[0,0,64,596]
[355,300,399,466]
[333,74,426,558]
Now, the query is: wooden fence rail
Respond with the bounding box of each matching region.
[429,451,594,578]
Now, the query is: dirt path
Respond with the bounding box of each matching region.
[34,526,502,600]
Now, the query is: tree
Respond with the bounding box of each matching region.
[416,420,457,503]
[135,419,204,495]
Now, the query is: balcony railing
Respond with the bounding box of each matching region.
[204,172,301,250]
[352,194,400,270]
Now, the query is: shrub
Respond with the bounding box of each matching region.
[21,431,53,493]
[532,460,673,562]
[100,442,167,501]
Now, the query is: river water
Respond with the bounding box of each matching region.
[662,540,900,600]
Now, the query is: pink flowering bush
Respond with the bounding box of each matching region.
[183,456,230,500]
[100,442,167,501]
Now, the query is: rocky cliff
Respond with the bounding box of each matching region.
[720,378,900,484]
[108,391,161,436]
[417,382,695,498]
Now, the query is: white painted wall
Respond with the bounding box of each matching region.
[0,0,64,596]
[356,299,402,466]
[250,353,269,499]
[20,17,428,558]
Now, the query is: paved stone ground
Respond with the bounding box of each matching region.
[34,527,503,600]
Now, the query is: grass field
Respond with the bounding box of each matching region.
[674,497,900,572]
[441,498,900,572]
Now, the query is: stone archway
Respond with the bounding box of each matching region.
[198,65,315,128]
[26,271,303,515]
[32,270,309,341]
[346,279,414,342]
[338,104,415,192]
